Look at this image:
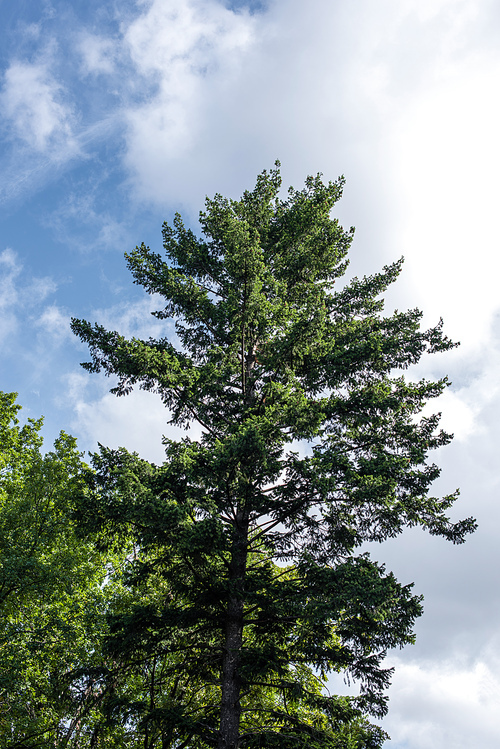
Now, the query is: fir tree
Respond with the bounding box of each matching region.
[72,163,475,748]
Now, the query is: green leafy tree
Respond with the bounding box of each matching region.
[0,392,125,748]
[72,163,475,749]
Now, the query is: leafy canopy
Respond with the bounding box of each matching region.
[0,392,127,749]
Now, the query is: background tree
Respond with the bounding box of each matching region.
[0,392,127,748]
[72,163,475,749]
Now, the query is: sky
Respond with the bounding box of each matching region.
[1,0,499,745]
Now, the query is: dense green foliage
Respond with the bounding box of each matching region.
[0,394,177,748]
[0,392,114,746]
[79,446,390,748]
[0,394,345,748]
[71,163,475,748]
[1,164,474,748]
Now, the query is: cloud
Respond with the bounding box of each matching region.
[68,381,190,463]
[383,653,500,748]
[327,643,500,749]
[0,60,76,153]
[77,33,118,76]
[407,336,500,445]
[45,185,131,254]
[64,371,202,463]
[0,247,21,289]
[0,247,59,350]
[388,57,500,353]
[0,53,83,206]
[124,0,255,79]
[88,0,498,334]
[0,249,22,343]
[35,304,73,344]
[118,0,257,209]
[83,295,177,342]
[0,45,121,207]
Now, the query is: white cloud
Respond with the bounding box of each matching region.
[0,247,21,294]
[65,372,201,463]
[389,58,500,352]
[35,304,72,343]
[78,33,118,76]
[120,0,257,208]
[0,60,76,153]
[24,276,58,305]
[85,296,176,342]
[328,642,500,749]
[431,387,478,441]
[409,337,500,444]
[97,0,500,345]
[383,654,500,748]
[0,248,22,343]
[0,248,59,347]
[125,0,254,77]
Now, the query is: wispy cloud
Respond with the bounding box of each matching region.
[77,32,118,76]
[44,181,130,254]
[0,35,122,207]
[0,247,58,346]
[0,60,76,152]
[0,114,121,207]
[81,295,177,343]
[35,304,73,344]
[0,248,22,343]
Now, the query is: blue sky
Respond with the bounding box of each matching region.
[2,1,500,746]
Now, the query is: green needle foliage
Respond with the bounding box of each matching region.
[72,163,475,749]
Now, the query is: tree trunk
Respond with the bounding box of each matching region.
[218,513,248,749]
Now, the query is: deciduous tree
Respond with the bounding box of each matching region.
[0,392,122,748]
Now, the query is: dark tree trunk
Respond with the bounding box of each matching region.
[218,512,248,749]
